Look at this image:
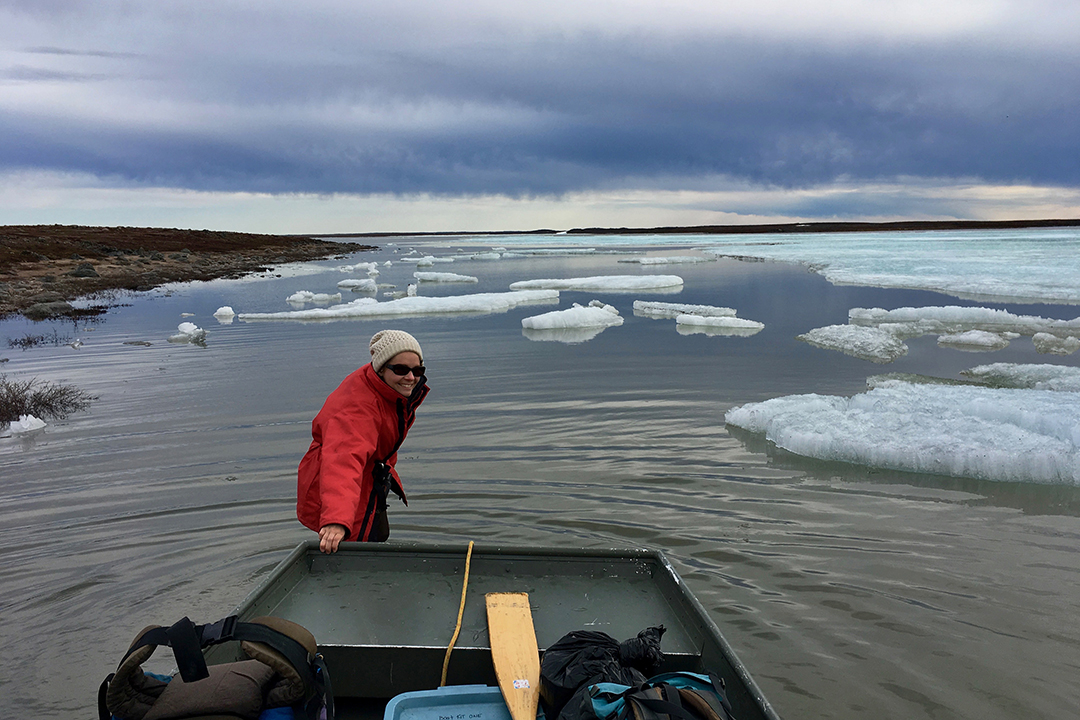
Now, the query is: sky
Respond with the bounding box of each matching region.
[1,0,1079,234]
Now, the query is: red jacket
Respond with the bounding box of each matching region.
[297,363,429,541]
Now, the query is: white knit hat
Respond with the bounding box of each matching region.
[369,330,423,371]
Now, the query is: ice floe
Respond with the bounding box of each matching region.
[618,256,712,264]
[701,228,1080,305]
[517,248,596,256]
[798,324,908,363]
[168,322,206,344]
[1032,333,1080,355]
[726,380,1080,484]
[238,290,558,321]
[213,306,235,324]
[633,300,762,336]
[521,301,623,330]
[960,363,1080,391]
[937,329,1013,352]
[414,272,479,283]
[339,262,380,275]
[633,301,736,318]
[850,305,1080,338]
[509,275,683,292]
[286,291,342,304]
[800,305,1080,363]
[521,301,622,343]
[675,314,764,336]
[337,279,378,292]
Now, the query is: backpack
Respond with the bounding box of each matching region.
[565,672,736,720]
[539,626,666,720]
[98,615,334,720]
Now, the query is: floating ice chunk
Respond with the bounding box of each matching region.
[10,414,46,434]
[399,255,437,265]
[677,323,762,337]
[340,262,378,273]
[213,306,236,324]
[1033,333,1080,355]
[238,290,559,320]
[521,301,624,330]
[337,279,378,292]
[937,330,1011,351]
[468,252,502,260]
[725,383,1080,484]
[633,301,736,318]
[414,272,479,283]
[675,314,764,335]
[850,306,1080,337]
[798,324,908,364]
[510,275,683,292]
[521,248,596,256]
[961,363,1080,391]
[618,256,711,264]
[180,312,195,317]
[286,291,342,304]
[168,322,206,344]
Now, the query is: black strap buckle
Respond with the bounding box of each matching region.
[200,615,238,645]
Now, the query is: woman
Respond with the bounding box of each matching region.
[297,329,430,552]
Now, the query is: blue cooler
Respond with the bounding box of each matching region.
[383,685,514,720]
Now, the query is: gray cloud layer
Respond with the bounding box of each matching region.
[2,2,1078,201]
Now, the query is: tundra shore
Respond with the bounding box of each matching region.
[0,225,373,320]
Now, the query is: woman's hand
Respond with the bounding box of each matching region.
[319,524,348,553]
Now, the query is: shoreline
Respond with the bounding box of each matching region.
[4,218,1078,321]
[317,217,1080,238]
[0,225,373,321]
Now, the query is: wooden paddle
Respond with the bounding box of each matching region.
[486,592,541,720]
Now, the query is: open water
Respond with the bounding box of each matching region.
[1,234,1079,719]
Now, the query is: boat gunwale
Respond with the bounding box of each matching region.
[230,541,780,720]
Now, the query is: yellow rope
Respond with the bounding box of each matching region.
[440,540,475,687]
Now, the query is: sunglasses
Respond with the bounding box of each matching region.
[384,363,425,377]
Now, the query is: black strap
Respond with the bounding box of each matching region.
[112,617,318,695]
[102,617,331,720]
[97,673,114,720]
[640,676,735,720]
[311,654,336,720]
[167,616,210,682]
[200,615,238,644]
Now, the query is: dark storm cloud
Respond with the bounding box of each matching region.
[2,5,1078,198]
